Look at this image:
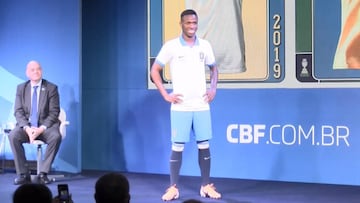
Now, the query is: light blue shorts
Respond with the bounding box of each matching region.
[170,110,212,143]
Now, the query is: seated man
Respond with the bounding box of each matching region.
[8,60,62,185]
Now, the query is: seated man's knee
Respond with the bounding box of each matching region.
[8,128,23,142]
[54,131,62,142]
[45,129,62,144]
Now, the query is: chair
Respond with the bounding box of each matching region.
[0,126,8,172]
[3,108,69,180]
[1,122,15,173]
[31,108,69,181]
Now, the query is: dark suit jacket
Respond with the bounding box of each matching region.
[14,79,60,129]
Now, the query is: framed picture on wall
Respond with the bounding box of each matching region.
[295,0,360,83]
[147,0,285,88]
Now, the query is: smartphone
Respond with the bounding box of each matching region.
[57,184,70,203]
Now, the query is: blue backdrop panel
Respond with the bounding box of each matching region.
[114,88,360,186]
[80,0,360,186]
[0,0,81,173]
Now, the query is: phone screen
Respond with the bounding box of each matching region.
[57,184,70,203]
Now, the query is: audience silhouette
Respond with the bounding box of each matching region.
[183,199,203,203]
[13,183,53,203]
[94,172,131,203]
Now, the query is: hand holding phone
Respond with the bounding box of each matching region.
[57,184,70,203]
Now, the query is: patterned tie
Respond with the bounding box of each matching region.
[30,86,39,127]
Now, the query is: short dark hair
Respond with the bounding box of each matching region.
[13,183,53,203]
[180,9,197,20]
[183,199,203,203]
[95,172,130,203]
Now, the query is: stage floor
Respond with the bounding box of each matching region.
[1,170,360,203]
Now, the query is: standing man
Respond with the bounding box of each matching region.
[151,9,221,201]
[8,60,62,185]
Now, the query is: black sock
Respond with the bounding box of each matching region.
[198,148,211,186]
[170,150,182,186]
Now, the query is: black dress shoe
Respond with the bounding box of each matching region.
[38,172,51,184]
[14,173,31,185]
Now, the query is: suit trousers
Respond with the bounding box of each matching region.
[8,124,62,174]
